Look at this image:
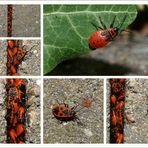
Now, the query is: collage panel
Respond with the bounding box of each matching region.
[0,39,41,76]
[43,78,103,143]
[107,78,148,144]
[0,5,40,37]
[44,4,148,76]
[0,78,41,144]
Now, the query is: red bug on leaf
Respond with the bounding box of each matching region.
[89,15,127,49]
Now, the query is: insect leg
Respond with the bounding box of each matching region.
[55,99,61,105]
[99,16,107,29]
[64,103,68,108]
[110,16,116,28]
[119,15,127,33]
[91,22,103,30]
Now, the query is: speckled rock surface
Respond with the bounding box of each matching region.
[0,78,41,144]
[19,40,41,76]
[107,79,148,143]
[0,5,40,37]
[106,79,110,144]
[0,40,7,75]
[0,79,7,143]
[44,79,103,143]
[26,79,41,144]
[12,5,40,37]
[0,40,40,76]
[124,79,148,143]
[0,6,7,37]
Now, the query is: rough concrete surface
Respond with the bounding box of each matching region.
[0,78,41,144]
[26,79,41,144]
[44,79,104,143]
[12,5,40,37]
[0,79,7,143]
[89,35,148,75]
[107,79,148,143]
[0,40,40,76]
[0,5,40,37]
[0,40,7,75]
[19,40,41,76]
[0,5,7,37]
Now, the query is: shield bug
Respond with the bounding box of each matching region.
[52,98,94,124]
[89,15,127,49]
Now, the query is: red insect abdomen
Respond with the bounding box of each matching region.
[89,31,109,49]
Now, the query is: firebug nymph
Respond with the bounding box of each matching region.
[89,15,127,49]
[52,98,94,124]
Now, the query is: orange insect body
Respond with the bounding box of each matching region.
[8,129,17,143]
[116,133,123,144]
[7,40,27,76]
[110,95,117,105]
[6,78,26,143]
[16,124,25,136]
[10,100,19,114]
[119,101,124,108]
[119,79,126,83]
[17,106,25,122]
[112,111,117,125]
[110,79,126,144]
[12,116,18,127]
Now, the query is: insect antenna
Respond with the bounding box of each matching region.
[74,106,86,113]
[110,16,116,28]
[118,15,127,33]
[91,22,103,30]
[99,16,107,29]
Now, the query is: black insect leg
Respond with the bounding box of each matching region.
[74,115,83,126]
[99,16,107,29]
[91,22,103,30]
[64,103,68,108]
[110,16,116,28]
[119,15,127,33]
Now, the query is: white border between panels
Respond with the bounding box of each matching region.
[0,1,148,147]
[0,1,148,4]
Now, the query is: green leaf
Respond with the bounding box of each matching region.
[44,5,137,74]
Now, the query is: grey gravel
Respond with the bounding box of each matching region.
[124,79,148,143]
[18,40,41,76]
[0,79,7,143]
[0,6,7,37]
[0,40,7,75]
[12,5,40,37]
[26,79,41,144]
[0,5,40,37]
[107,79,148,143]
[43,79,104,144]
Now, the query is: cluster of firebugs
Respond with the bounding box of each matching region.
[110,78,126,144]
[5,79,26,143]
[6,40,27,76]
